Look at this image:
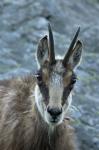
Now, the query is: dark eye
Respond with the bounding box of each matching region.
[71,73,77,85]
[71,78,76,84]
[35,70,43,84]
[37,74,42,82]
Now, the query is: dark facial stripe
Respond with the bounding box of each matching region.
[62,85,73,105]
[62,72,77,105]
[35,69,49,104]
[38,82,49,104]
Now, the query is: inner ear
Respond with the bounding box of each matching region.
[68,40,82,69]
[36,36,49,67]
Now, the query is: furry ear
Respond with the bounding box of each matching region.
[36,36,49,67]
[68,40,82,69]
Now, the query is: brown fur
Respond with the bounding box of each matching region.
[0,75,78,150]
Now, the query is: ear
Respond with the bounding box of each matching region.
[36,36,49,67]
[68,40,82,69]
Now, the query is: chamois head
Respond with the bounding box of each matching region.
[35,24,82,126]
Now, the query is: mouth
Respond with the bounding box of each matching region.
[45,113,62,125]
[50,119,58,123]
[49,117,60,124]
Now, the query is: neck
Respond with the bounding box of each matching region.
[33,104,56,150]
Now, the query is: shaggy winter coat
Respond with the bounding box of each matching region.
[0,75,78,150]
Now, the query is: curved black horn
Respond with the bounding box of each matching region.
[48,23,56,65]
[63,27,80,67]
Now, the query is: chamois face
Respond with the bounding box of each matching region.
[35,24,82,126]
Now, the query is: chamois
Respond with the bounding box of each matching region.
[0,24,82,150]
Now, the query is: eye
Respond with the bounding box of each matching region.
[71,73,77,85]
[71,77,76,84]
[37,74,42,82]
[35,70,43,84]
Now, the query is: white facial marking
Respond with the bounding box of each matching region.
[49,73,63,107]
[35,85,46,119]
[63,93,72,114]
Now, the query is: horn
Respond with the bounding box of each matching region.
[63,27,80,66]
[48,23,56,65]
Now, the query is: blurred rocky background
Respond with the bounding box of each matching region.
[0,0,99,149]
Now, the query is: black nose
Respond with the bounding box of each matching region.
[47,106,62,118]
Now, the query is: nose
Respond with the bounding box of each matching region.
[47,106,62,118]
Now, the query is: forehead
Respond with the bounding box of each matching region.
[51,60,72,76]
[42,60,73,86]
[50,60,64,86]
[53,60,65,73]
